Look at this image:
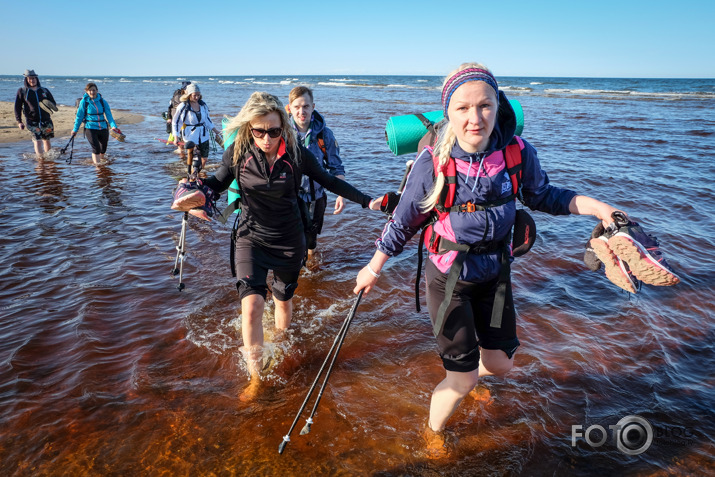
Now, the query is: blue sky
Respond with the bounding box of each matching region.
[2,0,713,78]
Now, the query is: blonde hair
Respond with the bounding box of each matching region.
[420,62,495,212]
[223,91,299,166]
[180,92,201,102]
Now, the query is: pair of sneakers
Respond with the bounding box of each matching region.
[584,212,680,293]
[171,178,219,221]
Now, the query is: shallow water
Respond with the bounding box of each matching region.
[0,76,713,476]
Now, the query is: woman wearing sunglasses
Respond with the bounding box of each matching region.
[199,92,375,399]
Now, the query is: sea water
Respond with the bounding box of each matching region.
[0,75,713,475]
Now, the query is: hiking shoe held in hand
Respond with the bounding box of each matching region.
[607,212,680,286]
[187,183,221,221]
[171,179,206,211]
[589,228,641,294]
[584,223,606,272]
[110,128,126,142]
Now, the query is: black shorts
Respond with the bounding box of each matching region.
[306,195,328,250]
[196,140,210,159]
[185,140,210,158]
[84,128,109,154]
[27,120,54,140]
[425,259,520,373]
[234,238,302,302]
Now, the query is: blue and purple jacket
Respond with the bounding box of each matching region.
[376,92,578,283]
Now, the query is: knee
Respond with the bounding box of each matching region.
[241,295,265,322]
[448,372,479,395]
[481,353,514,376]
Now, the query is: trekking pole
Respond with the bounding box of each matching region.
[171,141,199,291]
[299,289,364,436]
[60,136,75,164]
[172,211,189,291]
[278,290,364,455]
[398,159,414,193]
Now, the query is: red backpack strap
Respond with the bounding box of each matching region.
[430,148,457,212]
[504,136,524,201]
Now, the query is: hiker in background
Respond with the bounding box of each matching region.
[171,83,221,169]
[71,83,120,165]
[165,80,191,155]
[172,91,374,401]
[353,62,627,456]
[14,69,57,157]
[287,86,346,260]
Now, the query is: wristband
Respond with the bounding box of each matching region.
[366,263,380,278]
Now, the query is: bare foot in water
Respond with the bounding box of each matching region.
[469,384,493,405]
[421,423,448,460]
[239,376,261,402]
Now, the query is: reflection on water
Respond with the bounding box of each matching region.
[33,155,66,214]
[0,84,714,476]
[95,163,122,207]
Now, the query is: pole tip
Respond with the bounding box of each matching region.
[299,423,312,435]
[278,441,286,454]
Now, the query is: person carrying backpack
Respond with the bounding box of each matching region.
[14,69,57,157]
[171,83,221,168]
[287,86,346,259]
[165,81,190,154]
[353,62,626,456]
[71,82,120,165]
[171,92,376,401]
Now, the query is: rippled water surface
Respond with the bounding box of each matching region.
[0,76,713,476]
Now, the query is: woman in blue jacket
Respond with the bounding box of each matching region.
[71,83,118,165]
[353,62,624,454]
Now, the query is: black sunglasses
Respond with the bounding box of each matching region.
[250,127,282,139]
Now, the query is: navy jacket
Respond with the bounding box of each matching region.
[377,91,577,283]
[290,111,345,202]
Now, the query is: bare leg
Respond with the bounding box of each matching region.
[239,294,266,402]
[41,139,51,153]
[241,294,266,375]
[32,139,42,156]
[429,349,514,431]
[478,348,514,377]
[428,369,479,431]
[91,153,101,165]
[274,297,293,330]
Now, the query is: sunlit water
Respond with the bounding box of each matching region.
[0,76,713,476]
